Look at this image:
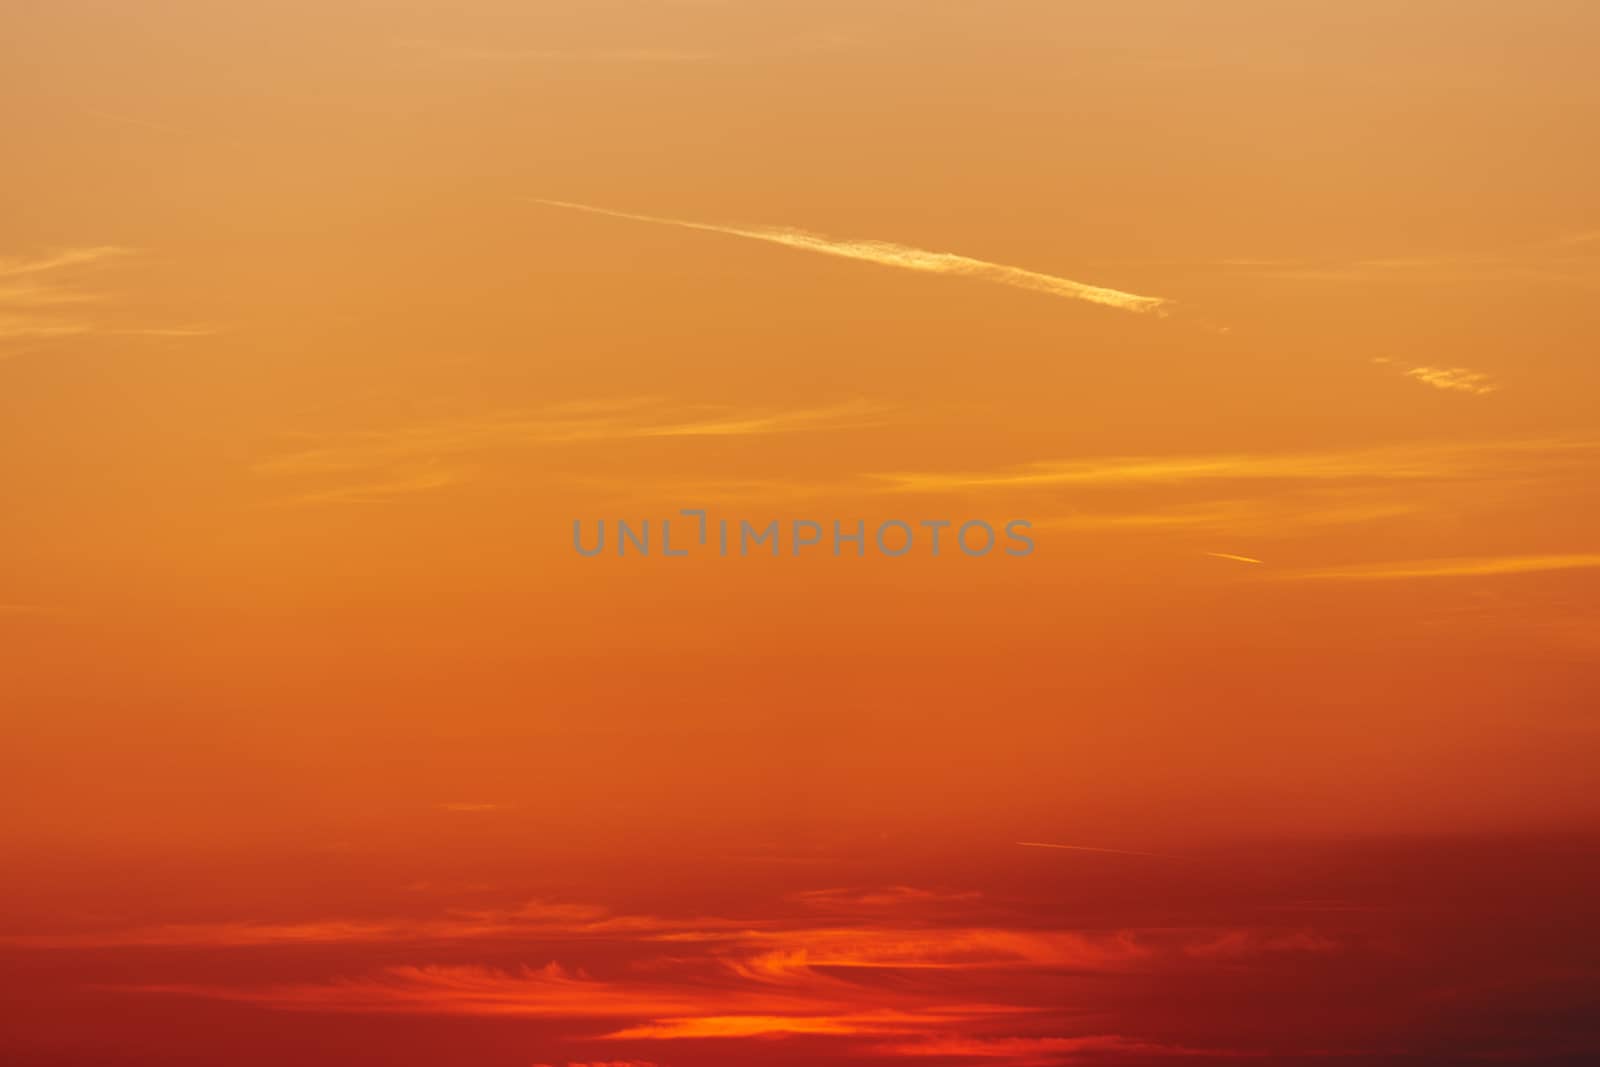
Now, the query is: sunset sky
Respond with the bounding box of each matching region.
[3,2,1599,1065]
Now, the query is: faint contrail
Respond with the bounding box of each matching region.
[1016,841,1163,858]
[1206,551,1263,564]
[530,199,1168,315]
[1291,553,1600,581]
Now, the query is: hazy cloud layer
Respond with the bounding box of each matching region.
[24,890,1335,1065]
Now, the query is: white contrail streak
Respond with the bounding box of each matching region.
[531,199,1168,315]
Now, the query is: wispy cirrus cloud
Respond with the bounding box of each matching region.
[4,883,1389,1065]
[72,892,1304,1063]
[572,438,1589,551]
[530,200,1169,315]
[0,246,132,279]
[605,1009,1006,1041]
[0,899,643,950]
[1290,553,1600,582]
[258,397,881,504]
[790,886,985,914]
[857,439,1599,563]
[870,438,1596,494]
[10,891,1315,971]
[278,461,465,506]
[70,892,1331,953]
[0,246,215,347]
[123,961,1024,1049]
[0,247,128,342]
[1402,366,1499,395]
[999,494,1421,536]
[1372,357,1498,396]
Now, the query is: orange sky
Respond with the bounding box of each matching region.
[2,3,1599,1065]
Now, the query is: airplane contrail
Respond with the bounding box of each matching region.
[1206,551,1263,564]
[1016,841,1164,858]
[530,199,1169,316]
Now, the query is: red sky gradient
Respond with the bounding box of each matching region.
[3,2,1599,1065]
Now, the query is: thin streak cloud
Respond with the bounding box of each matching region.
[1292,553,1600,581]
[530,199,1169,315]
[259,399,878,476]
[281,463,464,506]
[258,398,881,504]
[0,246,212,345]
[872,439,1598,493]
[0,246,132,278]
